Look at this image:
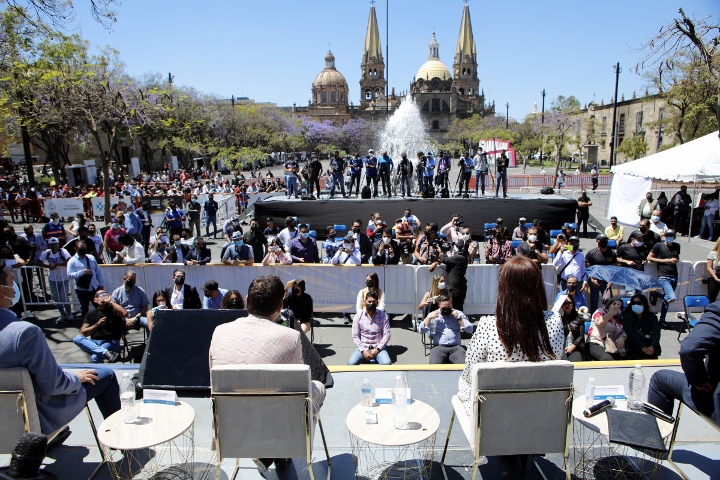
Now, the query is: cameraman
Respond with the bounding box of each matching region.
[429,239,469,312]
[441,214,464,243]
[485,227,512,265]
[372,228,401,265]
[393,218,415,263]
[414,222,440,265]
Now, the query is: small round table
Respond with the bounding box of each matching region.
[346,400,440,480]
[97,401,195,480]
[571,396,674,480]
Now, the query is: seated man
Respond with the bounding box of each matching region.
[418,295,473,364]
[202,280,228,310]
[222,231,254,266]
[112,233,145,264]
[372,227,401,265]
[111,269,150,330]
[331,235,361,266]
[348,291,391,365]
[554,275,588,309]
[210,275,325,475]
[605,216,624,244]
[73,290,127,363]
[289,224,319,264]
[649,300,719,425]
[185,236,211,265]
[515,226,548,266]
[0,262,120,435]
[164,268,202,310]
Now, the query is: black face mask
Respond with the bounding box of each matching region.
[598,241,608,248]
[174,277,185,286]
[125,279,135,288]
[353,227,361,234]
[227,299,240,308]
[366,303,377,312]
[77,247,88,255]
[568,284,577,292]
[366,280,374,288]
[293,289,301,296]
[440,307,452,316]
[204,292,213,298]
[250,225,258,231]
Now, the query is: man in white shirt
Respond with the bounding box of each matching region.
[552,235,586,291]
[331,235,361,265]
[649,209,668,238]
[113,234,145,264]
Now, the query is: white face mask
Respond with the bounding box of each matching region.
[343,243,353,250]
[528,234,537,243]
[651,215,660,223]
[632,240,643,247]
[438,282,446,290]
[382,237,391,244]
[461,234,471,241]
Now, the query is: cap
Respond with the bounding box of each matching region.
[596,234,608,241]
[665,229,676,237]
[496,218,503,223]
[569,236,580,242]
[519,217,526,222]
[630,230,643,239]
[231,231,242,240]
[395,218,404,223]
[343,235,354,243]
[202,280,219,291]
[368,149,374,153]
[48,237,59,244]
[455,239,466,250]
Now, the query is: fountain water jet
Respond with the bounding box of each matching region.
[377,97,430,164]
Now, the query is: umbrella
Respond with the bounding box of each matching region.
[586,265,663,292]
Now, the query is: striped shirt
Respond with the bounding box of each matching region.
[351,309,391,351]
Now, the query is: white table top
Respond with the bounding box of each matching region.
[572,396,674,439]
[346,400,441,447]
[98,401,195,450]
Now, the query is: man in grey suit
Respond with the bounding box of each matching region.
[0,261,120,435]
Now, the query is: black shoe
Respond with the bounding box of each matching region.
[104,350,120,363]
[660,321,672,330]
[650,293,658,306]
[47,426,71,449]
[274,458,290,470]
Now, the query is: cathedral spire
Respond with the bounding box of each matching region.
[363,3,383,64]
[359,2,386,107]
[455,2,476,62]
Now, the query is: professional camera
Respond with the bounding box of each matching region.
[431,239,453,252]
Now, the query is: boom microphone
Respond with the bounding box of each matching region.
[583,397,616,418]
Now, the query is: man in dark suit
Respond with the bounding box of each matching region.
[372,228,401,265]
[164,268,202,310]
[166,234,191,263]
[184,237,212,265]
[351,218,372,264]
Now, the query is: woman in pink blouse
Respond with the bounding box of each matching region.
[587,296,628,360]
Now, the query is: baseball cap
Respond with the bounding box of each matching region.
[231,231,242,240]
[630,230,643,239]
[455,239,467,250]
[665,229,676,238]
[202,280,219,291]
[368,149,374,153]
[48,237,59,244]
[596,234,608,241]
[519,217,526,222]
[569,236,580,242]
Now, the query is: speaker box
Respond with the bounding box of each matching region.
[138,309,248,390]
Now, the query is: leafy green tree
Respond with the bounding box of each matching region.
[616,134,648,160]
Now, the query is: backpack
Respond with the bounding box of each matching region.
[440,187,450,198]
[361,185,372,199]
[540,187,554,195]
[422,186,435,198]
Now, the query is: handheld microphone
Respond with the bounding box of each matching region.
[0,432,56,479]
[641,402,676,424]
[583,397,615,418]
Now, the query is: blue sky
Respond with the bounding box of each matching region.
[70,0,716,121]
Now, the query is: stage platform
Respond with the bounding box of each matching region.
[254,193,577,239]
[24,362,720,479]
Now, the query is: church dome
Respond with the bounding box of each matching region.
[313,51,348,88]
[416,59,451,81]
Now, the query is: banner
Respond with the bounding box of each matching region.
[145,195,185,213]
[43,198,84,217]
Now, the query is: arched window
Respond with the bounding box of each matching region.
[459,88,465,95]
[340,92,344,102]
[331,92,336,103]
[365,89,372,100]
[322,92,327,103]
[462,68,466,75]
[373,69,377,77]
[374,88,380,98]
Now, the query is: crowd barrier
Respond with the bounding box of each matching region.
[12,266,81,316]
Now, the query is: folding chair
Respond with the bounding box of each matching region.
[677,295,710,342]
[665,401,720,480]
[333,224,347,233]
[211,364,331,480]
[549,229,563,245]
[440,361,574,480]
[122,326,147,363]
[0,367,106,480]
[607,239,617,249]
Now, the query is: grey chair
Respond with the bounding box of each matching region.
[440,361,575,480]
[0,367,106,480]
[210,364,331,480]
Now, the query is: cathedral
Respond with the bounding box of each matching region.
[297,2,495,136]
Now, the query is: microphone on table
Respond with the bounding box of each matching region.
[583,397,615,418]
[641,402,676,424]
[0,432,57,479]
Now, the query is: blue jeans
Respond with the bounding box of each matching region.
[475,171,486,194]
[400,175,412,196]
[648,370,716,421]
[49,280,71,316]
[73,336,121,363]
[83,367,121,420]
[286,176,299,198]
[496,172,507,196]
[698,214,714,239]
[656,275,678,322]
[348,348,391,365]
[589,279,609,314]
[205,215,217,237]
[330,173,346,197]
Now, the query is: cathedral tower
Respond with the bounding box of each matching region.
[452,1,479,97]
[359,3,386,108]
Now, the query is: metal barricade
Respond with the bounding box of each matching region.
[13,266,81,317]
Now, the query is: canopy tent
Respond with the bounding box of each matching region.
[608,131,720,236]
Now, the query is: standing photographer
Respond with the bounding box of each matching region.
[429,239,469,312]
[458,152,473,197]
[413,223,440,265]
[441,214,464,243]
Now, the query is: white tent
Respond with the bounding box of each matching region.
[608,131,720,235]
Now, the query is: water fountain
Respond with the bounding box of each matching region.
[377,97,430,163]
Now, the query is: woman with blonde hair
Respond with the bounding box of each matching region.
[418,273,452,313]
[706,237,720,302]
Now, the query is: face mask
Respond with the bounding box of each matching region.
[632,240,643,247]
[639,227,648,233]
[382,237,391,244]
[366,280,374,288]
[301,232,310,239]
[50,244,59,251]
[440,307,452,316]
[51,218,59,225]
[567,284,577,292]
[235,240,244,247]
[227,299,240,308]
[343,243,353,250]
[651,215,660,223]
[192,197,197,201]
[125,279,135,288]
[353,227,361,234]
[438,282,446,290]
[666,238,674,244]
[631,304,644,314]
[204,292,213,298]
[2,282,20,307]
[293,289,301,296]
[175,277,185,286]
[599,241,608,248]
[156,302,166,308]
[77,247,88,255]
[250,225,257,231]
[366,303,377,312]
[528,234,537,243]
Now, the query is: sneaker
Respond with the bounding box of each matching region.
[649,293,658,306]
[56,315,66,324]
[104,350,120,363]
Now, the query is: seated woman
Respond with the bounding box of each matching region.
[323,226,343,262]
[458,255,564,415]
[556,294,586,362]
[345,271,386,325]
[145,290,168,331]
[283,279,313,334]
[148,237,170,264]
[587,296,628,360]
[220,289,245,309]
[418,273,452,317]
[262,238,292,265]
[623,294,661,359]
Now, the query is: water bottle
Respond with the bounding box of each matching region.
[120,373,137,424]
[565,332,574,349]
[585,377,595,408]
[361,378,373,406]
[392,375,408,430]
[628,364,645,412]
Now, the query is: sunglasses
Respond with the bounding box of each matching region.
[630,301,643,306]
[562,301,574,306]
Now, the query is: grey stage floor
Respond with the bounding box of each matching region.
[6,364,719,480]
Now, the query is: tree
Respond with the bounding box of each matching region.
[337,118,371,155]
[636,8,720,138]
[2,0,118,30]
[535,110,580,187]
[550,95,581,113]
[616,134,648,160]
[298,117,335,155]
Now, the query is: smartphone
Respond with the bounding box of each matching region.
[566,245,574,251]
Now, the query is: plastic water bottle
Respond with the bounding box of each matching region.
[628,364,645,412]
[585,377,595,408]
[120,373,137,424]
[565,332,574,349]
[392,375,408,430]
[361,378,373,406]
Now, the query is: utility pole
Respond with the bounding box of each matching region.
[505,102,509,129]
[609,62,621,167]
[539,88,546,173]
[386,0,389,119]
